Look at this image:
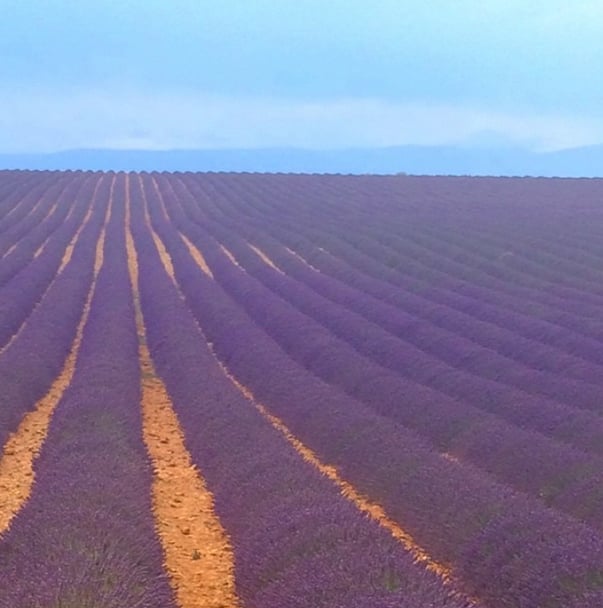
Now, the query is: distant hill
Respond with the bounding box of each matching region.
[1,144,603,176]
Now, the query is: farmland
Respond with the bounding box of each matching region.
[2,171,603,607]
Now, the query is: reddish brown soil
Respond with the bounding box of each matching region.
[180,233,214,279]
[219,244,243,269]
[248,243,284,274]
[285,246,321,272]
[126,182,239,608]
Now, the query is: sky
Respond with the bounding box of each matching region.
[1,0,602,153]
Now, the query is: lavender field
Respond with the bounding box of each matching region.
[2,170,603,608]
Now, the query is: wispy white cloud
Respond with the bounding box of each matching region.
[1,88,602,154]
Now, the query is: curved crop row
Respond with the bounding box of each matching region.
[157,187,603,532]
[177,173,603,384]
[173,182,603,433]
[129,176,473,608]
[143,174,603,608]
[249,175,603,356]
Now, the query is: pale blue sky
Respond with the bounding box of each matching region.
[1,1,602,152]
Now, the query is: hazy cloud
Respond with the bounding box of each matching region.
[1,88,602,154]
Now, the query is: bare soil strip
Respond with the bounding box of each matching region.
[0,178,113,535]
[32,202,60,258]
[127,178,239,608]
[248,243,284,274]
[180,233,214,279]
[284,246,321,272]
[141,215,477,606]
[143,174,215,279]
[216,360,456,579]
[59,195,98,271]
[219,244,244,269]
[149,176,171,220]
[2,243,17,258]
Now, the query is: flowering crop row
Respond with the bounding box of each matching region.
[129,175,472,608]
[3,170,603,607]
[143,174,603,608]
[0,174,100,348]
[0,175,176,607]
[0,173,59,243]
[160,178,603,518]
[0,174,67,259]
[0,176,107,449]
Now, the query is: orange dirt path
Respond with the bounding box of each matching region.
[60,183,101,271]
[149,175,171,221]
[2,243,17,259]
[0,177,112,536]
[146,175,215,280]
[248,243,284,274]
[219,244,243,269]
[284,246,321,272]
[180,233,214,279]
[33,202,60,258]
[127,178,239,608]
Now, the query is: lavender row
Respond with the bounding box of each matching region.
[0,175,80,288]
[258,175,603,352]
[0,173,66,257]
[130,179,471,608]
[205,172,603,360]
[179,182,603,427]
[0,173,24,213]
[314,184,603,303]
[159,191,603,535]
[146,175,603,608]
[408,218,603,303]
[0,172,42,224]
[172,176,603,420]
[0,172,51,236]
[0,176,109,449]
[201,216,603,459]
[179,173,603,386]
[350,184,603,306]
[235,196,603,387]
[0,174,175,608]
[0,174,96,348]
[259,172,603,311]
[322,209,603,341]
